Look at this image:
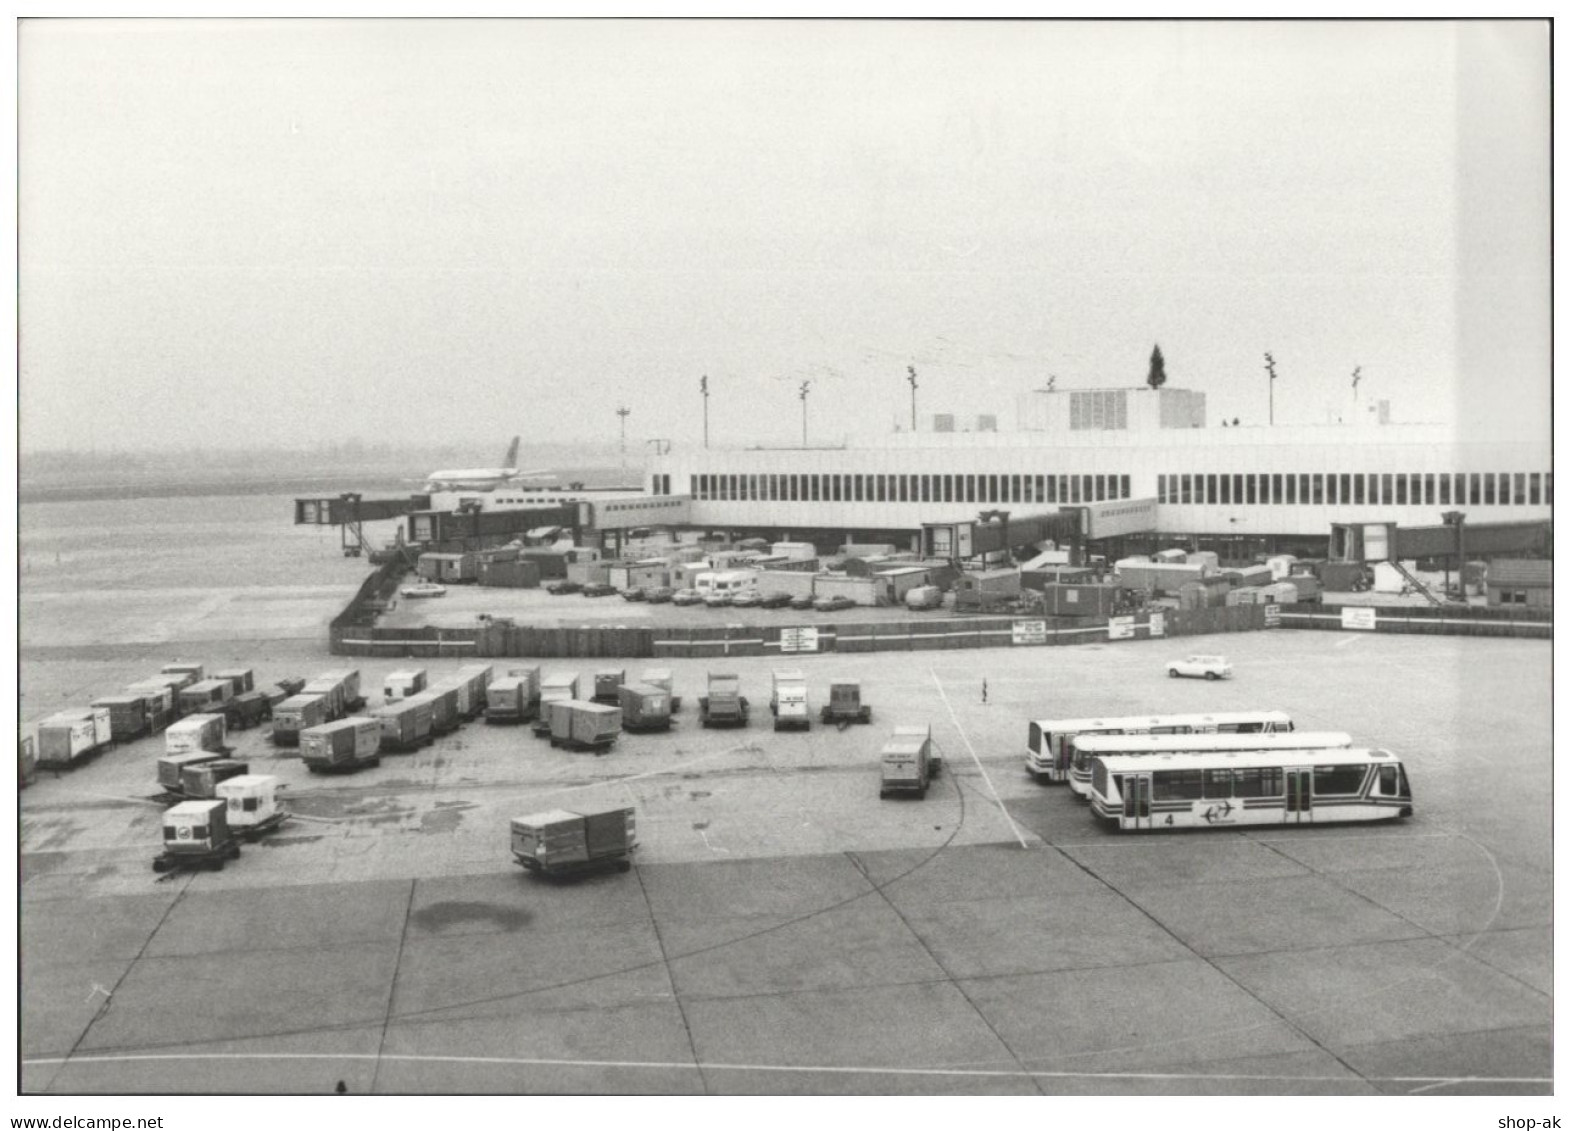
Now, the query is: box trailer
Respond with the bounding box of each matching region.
[408,686,461,736]
[270,695,330,747]
[163,713,227,758]
[547,700,621,753]
[159,663,205,688]
[618,683,672,732]
[125,680,178,727]
[302,678,347,721]
[222,690,272,731]
[158,749,224,793]
[484,676,533,724]
[36,708,114,769]
[154,799,240,873]
[383,669,428,702]
[91,693,157,742]
[593,669,626,704]
[532,672,582,736]
[820,680,872,724]
[639,668,681,712]
[510,806,637,877]
[770,670,811,731]
[215,774,289,838]
[430,678,474,721]
[457,665,494,716]
[212,668,256,696]
[369,697,434,751]
[312,669,365,713]
[179,758,251,800]
[880,728,938,799]
[301,718,383,773]
[699,673,749,728]
[178,679,234,716]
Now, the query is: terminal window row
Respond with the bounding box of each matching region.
[1157,471,1551,509]
[688,472,1132,506]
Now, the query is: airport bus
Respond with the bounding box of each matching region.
[1065,731,1353,799]
[1025,710,1294,784]
[1087,747,1414,831]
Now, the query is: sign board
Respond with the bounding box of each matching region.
[1080,497,1159,540]
[1263,604,1281,627]
[1340,607,1377,631]
[1148,612,1165,638]
[1012,620,1047,645]
[1108,616,1136,640]
[779,627,820,653]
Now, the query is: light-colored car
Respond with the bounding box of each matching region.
[1167,654,1232,680]
[400,583,448,598]
[671,588,704,606]
[729,590,763,608]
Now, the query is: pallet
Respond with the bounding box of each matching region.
[153,841,241,872]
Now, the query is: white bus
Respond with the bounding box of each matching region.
[1066,731,1352,799]
[1088,747,1414,831]
[1025,710,1294,784]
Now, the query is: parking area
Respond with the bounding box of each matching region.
[19,628,1552,1095]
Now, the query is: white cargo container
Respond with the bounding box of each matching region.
[300,717,382,773]
[164,713,227,756]
[532,672,582,736]
[215,774,289,837]
[769,670,811,731]
[383,669,428,702]
[36,708,114,769]
[510,806,637,875]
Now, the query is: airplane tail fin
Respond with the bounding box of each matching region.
[503,435,521,469]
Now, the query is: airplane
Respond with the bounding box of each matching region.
[422,437,554,491]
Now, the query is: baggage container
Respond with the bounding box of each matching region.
[301,717,383,773]
[126,680,178,722]
[699,672,749,728]
[311,668,365,714]
[769,670,811,731]
[154,799,240,872]
[92,693,156,741]
[163,713,227,758]
[455,665,494,717]
[408,686,460,735]
[820,680,872,725]
[212,668,255,696]
[159,663,205,689]
[222,690,272,731]
[593,668,626,704]
[639,668,681,712]
[270,695,330,747]
[158,748,223,792]
[383,669,428,702]
[548,700,621,752]
[510,806,637,876]
[618,683,672,732]
[430,678,473,720]
[369,697,433,751]
[880,727,938,799]
[216,774,289,838]
[532,672,582,736]
[302,678,347,721]
[179,758,251,799]
[36,707,114,769]
[484,676,533,724]
[178,678,234,716]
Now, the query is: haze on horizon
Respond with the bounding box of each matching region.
[19,19,1549,456]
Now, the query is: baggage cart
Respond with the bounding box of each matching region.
[820,680,872,725]
[369,697,433,751]
[300,717,383,773]
[769,670,811,731]
[158,749,224,794]
[880,726,939,799]
[153,800,240,872]
[179,758,251,799]
[699,672,749,728]
[510,806,637,877]
[222,690,272,731]
[36,708,114,769]
[547,700,621,753]
[383,669,428,702]
[125,681,178,729]
[92,693,156,742]
[411,686,461,735]
[619,683,673,732]
[592,669,626,705]
[212,668,255,696]
[484,676,533,724]
[178,679,234,717]
[216,774,290,839]
[163,713,228,757]
[271,695,329,747]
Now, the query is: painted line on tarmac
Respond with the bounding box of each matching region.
[1334,635,1362,648]
[19,1051,1550,1089]
[928,668,1029,850]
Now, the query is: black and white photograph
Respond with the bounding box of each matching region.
[13,12,1554,1115]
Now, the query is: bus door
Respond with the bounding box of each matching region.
[1121,773,1152,830]
[1053,734,1071,778]
[1284,769,1313,823]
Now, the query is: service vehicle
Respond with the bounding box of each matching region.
[532,672,582,736]
[618,683,673,731]
[592,669,625,704]
[671,588,703,606]
[820,680,872,725]
[1025,710,1295,784]
[215,774,289,838]
[759,592,794,609]
[546,700,621,753]
[369,696,434,750]
[301,717,383,773]
[1167,654,1234,680]
[153,799,241,872]
[880,726,938,799]
[178,758,251,800]
[400,583,449,598]
[383,669,429,702]
[510,806,637,877]
[699,672,749,728]
[270,694,330,746]
[1088,747,1414,831]
[789,594,816,610]
[730,590,763,608]
[1067,731,1353,799]
[157,749,223,794]
[769,670,811,731]
[222,690,272,731]
[163,713,228,757]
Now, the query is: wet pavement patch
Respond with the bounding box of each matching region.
[410,900,533,933]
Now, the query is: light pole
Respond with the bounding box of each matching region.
[616,405,630,474]
[1264,352,1278,426]
[700,375,710,449]
[906,365,918,431]
[799,380,811,447]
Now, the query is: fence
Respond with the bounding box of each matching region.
[1276,603,1551,640]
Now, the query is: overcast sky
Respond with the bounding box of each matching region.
[19,18,1549,456]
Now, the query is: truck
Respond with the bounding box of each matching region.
[370,696,434,750]
[153,799,241,872]
[769,670,811,731]
[270,694,330,747]
[532,672,581,736]
[177,678,234,717]
[547,700,621,753]
[879,726,939,799]
[509,806,637,877]
[640,668,681,712]
[91,692,158,742]
[179,758,251,800]
[592,668,626,705]
[222,690,272,731]
[618,683,673,732]
[820,680,872,725]
[215,774,289,839]
[36,708,114,769]
[699,672,749,728]
[484,676,534,724]
[163,713,228,757]
[300,717,383,773]
[383,669,428,702]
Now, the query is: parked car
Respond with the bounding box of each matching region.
[400,583,448,598]
[644,586,675,604]
[814,595,857,612]
[703,592,733,608]
[621,587,647,602]
[672,588,704,606]
[730,590,763,608]
[582,582,618,598]
[789,594,816,610]
[1167,654,1233,680]
[546,580,583,595]
[759,592,794,609]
